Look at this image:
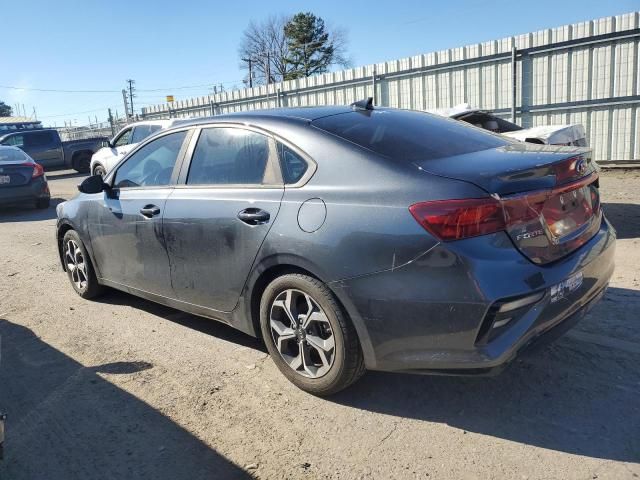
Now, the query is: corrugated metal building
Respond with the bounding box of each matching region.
[142,11,640,161]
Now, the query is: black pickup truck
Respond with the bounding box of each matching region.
[0,129,106,172]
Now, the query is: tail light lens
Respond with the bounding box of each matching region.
[409,197,505,241]
[23,162,44,178]
[410,172,599,243]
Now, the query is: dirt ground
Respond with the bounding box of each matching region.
[0,169,639,480]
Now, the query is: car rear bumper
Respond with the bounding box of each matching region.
[331,215,616,373]
[0,177,50,207]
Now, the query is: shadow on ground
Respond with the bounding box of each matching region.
[0,319,250,479]
[92,283,640,464]
[330,286,640,464]
[94,288,265,353]
[0,197,65,223]
[602,202,640,239]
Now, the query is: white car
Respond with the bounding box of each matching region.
[429,104,587,147]
[90,119,181,177]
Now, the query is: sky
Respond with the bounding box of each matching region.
[2,0,637,126]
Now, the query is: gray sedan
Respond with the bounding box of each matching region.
[55,103,615,395]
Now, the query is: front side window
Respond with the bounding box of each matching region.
[113,128,133,147]
[113,131,187,188]
[187,128,271,185]
[2,134,24,147]
[131,125,159,143]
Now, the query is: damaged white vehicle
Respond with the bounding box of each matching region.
[430,104,587,147]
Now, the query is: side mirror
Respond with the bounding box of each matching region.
[102,139,113,148]
[78,174,109,194]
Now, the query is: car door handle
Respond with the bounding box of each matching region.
[237,208,270,225]
[140,205,161,218]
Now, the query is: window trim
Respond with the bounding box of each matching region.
[107,127,193,191]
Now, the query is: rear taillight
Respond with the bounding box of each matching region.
[409,197,505,241]
[23,162,44,178]
[410,172,599,243]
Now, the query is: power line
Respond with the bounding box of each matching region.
[0,80,245,94]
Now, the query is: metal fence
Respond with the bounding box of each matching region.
[57,118,130,141]
[140,12,640,162]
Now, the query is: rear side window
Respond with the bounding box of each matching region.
[278,143,308,184]
[187,128,271,185]
[24,131,55,147]
[312,110,508,162]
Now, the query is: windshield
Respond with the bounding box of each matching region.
[312,109,509,162]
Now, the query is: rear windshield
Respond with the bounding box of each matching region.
[0,148,27,162]
[312,109,509,161]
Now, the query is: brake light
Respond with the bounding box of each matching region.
[409,198,505,241]
[410,172,599,243]
[23,162,44,178]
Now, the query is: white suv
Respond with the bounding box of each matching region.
[90,119,181,177]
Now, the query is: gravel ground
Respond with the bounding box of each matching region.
[0,169,639,480]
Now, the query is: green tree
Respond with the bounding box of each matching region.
[284,12,349,80]
[0,101,12,117]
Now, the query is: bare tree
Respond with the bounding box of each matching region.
[239,13,351,86]
[239,15,292,86]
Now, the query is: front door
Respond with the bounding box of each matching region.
[163,126,284,312]
[87,129,190,297]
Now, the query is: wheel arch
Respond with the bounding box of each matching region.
[240,255,376,368]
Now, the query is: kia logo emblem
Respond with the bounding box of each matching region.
[575,158,586,174]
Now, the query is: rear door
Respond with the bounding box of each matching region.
[23,131,63,167]
[163,125,284,312]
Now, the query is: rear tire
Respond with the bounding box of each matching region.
[74,153,91,173]
[62,230,105,299]
[260,273,365,396]
[35,197,50,209]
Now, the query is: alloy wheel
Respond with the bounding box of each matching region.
[65,239,88,290]
[269,289,336,378]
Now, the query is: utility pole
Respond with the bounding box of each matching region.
[108,108,115,136]
[126,79,136,119]
[266,52,271,85]
[122,89,130,121]
[242,58,253,88]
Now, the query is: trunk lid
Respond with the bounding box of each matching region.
[0,162,34,187]
[413,143,602,264]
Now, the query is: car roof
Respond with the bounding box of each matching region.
[169,106,354,129]
[129,119,179,127]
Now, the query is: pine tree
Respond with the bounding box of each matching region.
[284,13,336,80]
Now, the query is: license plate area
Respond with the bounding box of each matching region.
[0,175,10,185]
[550,271,584,303]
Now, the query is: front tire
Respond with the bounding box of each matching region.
[62,230,105,299]
[260,274,365,396]
[93,164,106,178]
